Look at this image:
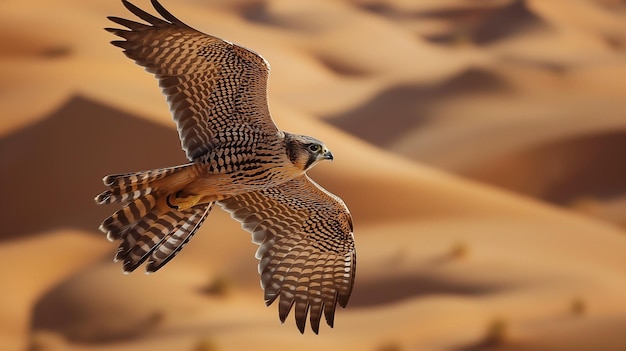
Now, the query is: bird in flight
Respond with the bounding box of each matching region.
[96,0,356,334]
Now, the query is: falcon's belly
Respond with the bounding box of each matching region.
[179,151,301,204]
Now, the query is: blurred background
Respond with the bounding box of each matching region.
[2,0,626,350]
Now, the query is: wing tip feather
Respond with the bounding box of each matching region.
[104,27,123,36]
[150,0,191,28]
[338,293,351,309]
[110,40,129,49]
[121,0,168,26]
[296,320,306,334]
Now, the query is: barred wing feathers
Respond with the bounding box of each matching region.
[106,0,280,161]
[218,175,356,334]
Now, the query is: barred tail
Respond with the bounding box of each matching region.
[94,164,193,204]
[95,163,211,273]
[115,203,213,273]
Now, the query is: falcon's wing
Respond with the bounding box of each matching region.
[218,175,356,334]
[106,0,280,160]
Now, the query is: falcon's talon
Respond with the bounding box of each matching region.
[171,194,202,211]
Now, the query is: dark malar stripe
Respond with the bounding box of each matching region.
[304,153,317,170]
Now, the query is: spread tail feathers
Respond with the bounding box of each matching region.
[95,164,211,273]
[95,164,193,205]
[115,203,212,273]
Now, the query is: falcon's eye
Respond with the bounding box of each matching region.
[308,144,321,153]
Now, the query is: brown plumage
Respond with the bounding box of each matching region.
[96,0,356,334]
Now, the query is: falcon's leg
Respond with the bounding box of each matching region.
[167,192,202,211]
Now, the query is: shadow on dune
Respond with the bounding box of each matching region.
[456,316,626,351]
[360,0,543,45]
[349,272,503,308]
[0,95,186,240]
[327,68,508,146]
[462,130,626,205]
[455,0,541,45]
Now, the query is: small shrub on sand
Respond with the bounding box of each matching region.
[571,297,587,316]
[449,241,469,260]
[27,331,65,351]
[27,334,46,351]
[482,317,509,347]
[200,275,231,297]
[193,337,218,351]
[375,340,403,351]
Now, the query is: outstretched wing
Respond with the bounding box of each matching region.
[106,0,280,160]
[218,175,356,334]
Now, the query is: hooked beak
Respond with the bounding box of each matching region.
[323,150,334,161]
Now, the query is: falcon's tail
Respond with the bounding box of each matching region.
[95,164,194,204]
[95,164,212,273]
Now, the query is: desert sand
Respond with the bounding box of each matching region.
[1,0,626,350]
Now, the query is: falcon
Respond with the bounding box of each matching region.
[95,0,356,334]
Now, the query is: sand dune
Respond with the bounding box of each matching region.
[0,230,110,350]
[461,130,626,204]
[9,94,626,351]
[0,96,185,239]
[1,0,626,350]
[334,0,626,217]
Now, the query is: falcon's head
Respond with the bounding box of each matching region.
[285,133,334,171]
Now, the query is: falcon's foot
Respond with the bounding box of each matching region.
[167,193,201,211]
